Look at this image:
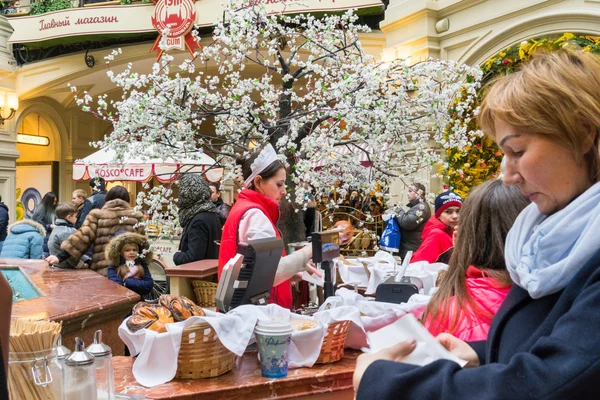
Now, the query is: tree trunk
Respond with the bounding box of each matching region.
[278,173,307,249]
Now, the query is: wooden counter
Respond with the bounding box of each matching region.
[165,259,218,299]
[4,258,139,355]
[114,350,358,399]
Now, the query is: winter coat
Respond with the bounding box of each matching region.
[105,232,154,296]
[76,200,91,229]
[0,220,46,259]
[0,203,8,242]
[395,199,431,260]
[61,199,144,275]
[411,217,453,263]
[173,212,221,266]
[218,189,292,310]
[48,219,90,269]
[214,198,231,226]
[424,266,511,342]
[89,191,106,210]
[356,247,600,400]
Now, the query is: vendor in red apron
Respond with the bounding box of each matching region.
[218,144,320,310]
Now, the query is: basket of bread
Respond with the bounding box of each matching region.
[288,307,359,365]
[126,295,235,379]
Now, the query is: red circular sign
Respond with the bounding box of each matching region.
[152,0,196,38]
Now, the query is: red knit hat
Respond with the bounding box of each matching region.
[434,191,463,218]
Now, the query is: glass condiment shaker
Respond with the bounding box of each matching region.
[86,330,115,400]
[64,337,97,400]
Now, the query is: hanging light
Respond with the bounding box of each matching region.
[0,91,18,125]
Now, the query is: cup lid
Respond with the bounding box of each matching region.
[255,319,293,333]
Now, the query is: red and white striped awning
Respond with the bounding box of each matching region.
[73,147,223,183]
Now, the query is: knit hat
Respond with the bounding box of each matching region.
[434,191,463,218]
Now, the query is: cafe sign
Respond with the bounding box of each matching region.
[6,0,383,45]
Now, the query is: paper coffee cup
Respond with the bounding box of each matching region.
[254,319,293,378]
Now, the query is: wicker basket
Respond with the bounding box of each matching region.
[175,322,235,379]
[315,320,351,364]
[192,280,218,308]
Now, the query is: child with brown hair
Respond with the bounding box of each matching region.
[422,179,529,341]
[105,232,154,296]
[47,203,91,269]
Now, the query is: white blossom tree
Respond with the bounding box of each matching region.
[74,0,482,244]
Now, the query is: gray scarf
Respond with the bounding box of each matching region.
[178,173,216,228]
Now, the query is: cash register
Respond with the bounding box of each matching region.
[215,237,284,312]
[375,251,424,304]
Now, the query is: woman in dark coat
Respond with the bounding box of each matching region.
[32,192,56,256]
[173,174,221,265]
[353,50,600,399]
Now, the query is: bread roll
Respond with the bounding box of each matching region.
[126,304,174,333]
[291,319,318,331]
[159,295,205,321]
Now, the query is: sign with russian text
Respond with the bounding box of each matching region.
[150,0,199,58]
[7,0,382,45]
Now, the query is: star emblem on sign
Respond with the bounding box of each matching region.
[150,0,201,60]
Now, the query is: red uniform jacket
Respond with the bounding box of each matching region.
[218,189,292,309]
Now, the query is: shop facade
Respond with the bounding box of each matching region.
[0,0,599,219]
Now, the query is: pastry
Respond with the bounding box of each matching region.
[291,319,318,331]
[180,296,205,317]
[126,305,174,333]
[159,294,205,321]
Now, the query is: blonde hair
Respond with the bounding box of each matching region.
[73,189,88,200]
[478,49,600,181]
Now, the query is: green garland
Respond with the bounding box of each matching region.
[30,0,72,15]
[441,33,600,198]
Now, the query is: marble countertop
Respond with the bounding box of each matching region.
[114,350,359,399]
[4,258,140,321]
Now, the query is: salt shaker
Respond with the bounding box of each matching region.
[86,330,115,400]
[64,337,97,400]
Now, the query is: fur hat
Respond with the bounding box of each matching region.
[8,219,46,237]
[434,191,463,218]
[105,232,153,266]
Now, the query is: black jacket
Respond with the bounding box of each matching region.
[395,199,431,260]
[0,203,8,241]
[173,211,221,265]
[214,198,231,226]
[76,191,105,230]
[357,247,600,399]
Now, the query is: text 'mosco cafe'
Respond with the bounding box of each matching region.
[0,0,597,219]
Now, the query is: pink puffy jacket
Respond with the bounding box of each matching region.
[425,266,511,342]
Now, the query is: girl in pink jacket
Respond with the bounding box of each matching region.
[423,179,530,341]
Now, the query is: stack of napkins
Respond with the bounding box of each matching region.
[364,313,467,367]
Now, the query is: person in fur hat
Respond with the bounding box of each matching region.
[106,232,154,296]
[0,219,46,259]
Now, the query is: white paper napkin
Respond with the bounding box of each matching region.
[302,270,324,286]
[365,313,467,367]
[118,306,260,387]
